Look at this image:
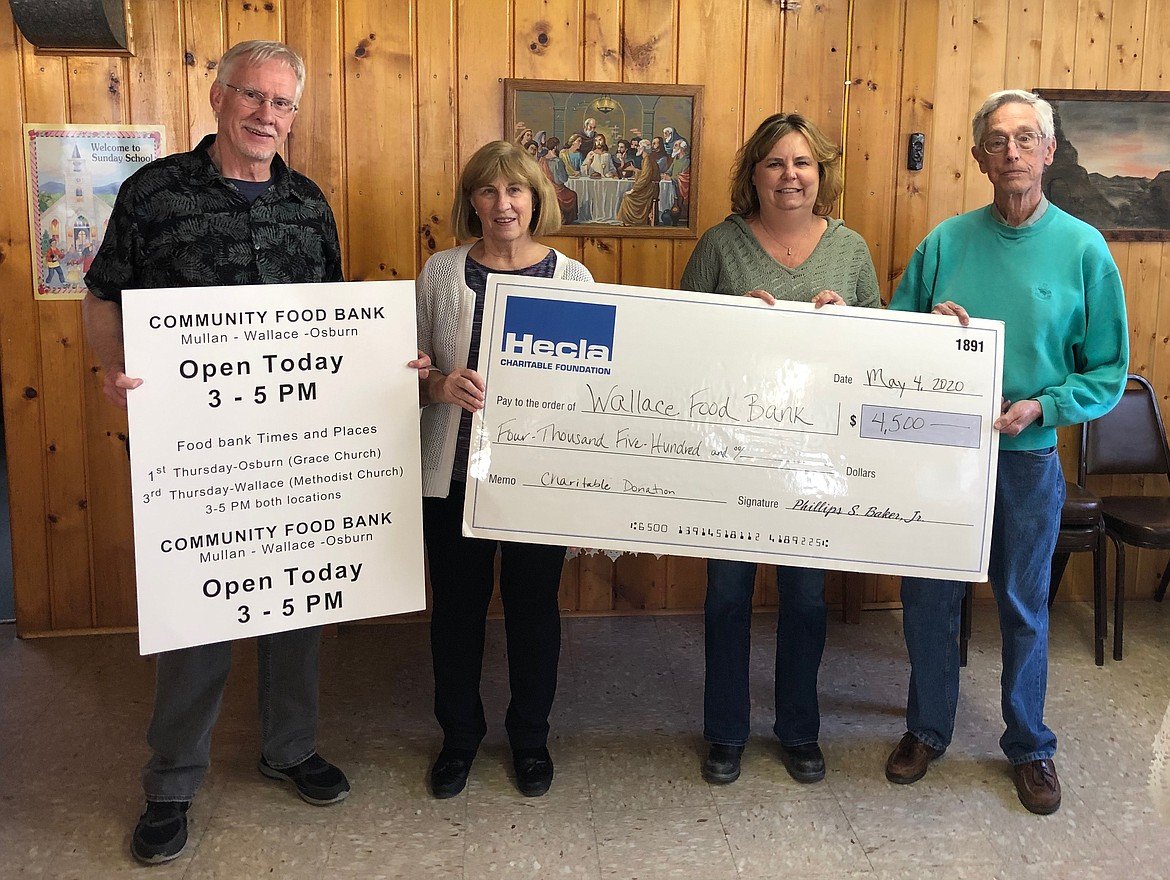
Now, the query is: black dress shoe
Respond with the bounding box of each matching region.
[513,747,554,797]
[702,743,743,784]
[779,742,825,783]
[430,747,475,799]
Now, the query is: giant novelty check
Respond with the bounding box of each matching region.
[463,277,1004,580]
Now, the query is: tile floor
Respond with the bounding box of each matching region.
[2,601,1169,879]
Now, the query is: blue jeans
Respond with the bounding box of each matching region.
[901,447,1065,764]
[704,561,826,747]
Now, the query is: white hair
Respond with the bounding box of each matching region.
[216,40,306,103]
[972,89,1055,145]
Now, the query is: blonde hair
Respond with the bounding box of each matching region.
[452,141,561,240]
[730,113,843,217]
[216,40,306,102]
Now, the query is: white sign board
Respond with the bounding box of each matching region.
[123,281,425,654]
[463,277,1003,580]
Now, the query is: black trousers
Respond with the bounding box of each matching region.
[423,481,565,752]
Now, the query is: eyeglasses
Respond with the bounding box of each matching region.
[221,83,298,117]
[981,131,1044,154]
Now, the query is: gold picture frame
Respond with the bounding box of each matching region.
[505,78,703,239]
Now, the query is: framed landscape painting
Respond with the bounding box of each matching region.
[504,79,703,239]
[1035,88,1170,241]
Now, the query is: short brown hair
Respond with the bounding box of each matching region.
[452,141,561,240]
[730,113,843,217]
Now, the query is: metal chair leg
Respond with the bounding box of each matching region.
[1092,528,1106,667]
[1049,552,1071,607]
[1111,533,1126,662]
[1155,561,1170,603]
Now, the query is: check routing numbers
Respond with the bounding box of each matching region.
[123,284,424,652]
[465,277,1003,579]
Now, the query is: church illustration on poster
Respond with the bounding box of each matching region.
[24,124,165,300]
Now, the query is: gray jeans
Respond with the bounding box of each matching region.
[142,626,322,802]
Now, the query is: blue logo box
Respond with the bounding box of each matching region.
[501,295,615,361]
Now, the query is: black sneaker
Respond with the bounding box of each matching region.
[131,800,189,865]
[702,744,744,784]
[259,753,350,805]
[430,747,476,799]
[779,742,826,783]
[513,747,554,797]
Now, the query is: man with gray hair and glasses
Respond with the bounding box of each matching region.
[83,40,349,864]
[882,89,1128,814]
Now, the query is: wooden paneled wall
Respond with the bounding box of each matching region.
[0,0,1165,635]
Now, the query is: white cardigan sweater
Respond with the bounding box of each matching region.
[417,243,594,497]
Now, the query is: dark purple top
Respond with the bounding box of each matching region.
[452,249,557,482]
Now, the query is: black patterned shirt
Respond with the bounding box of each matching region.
[86,134,343,302]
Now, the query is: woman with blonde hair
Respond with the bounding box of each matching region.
[682,113,880,787]
[416,140,593,800]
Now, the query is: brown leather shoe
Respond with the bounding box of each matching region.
[884,732,944,784]
[1012,759,1061,814]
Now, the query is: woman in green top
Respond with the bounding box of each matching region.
[681,113,880,787]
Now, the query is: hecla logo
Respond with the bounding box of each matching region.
[501,296,615,362]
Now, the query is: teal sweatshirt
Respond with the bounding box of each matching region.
[889,204,1128,451]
